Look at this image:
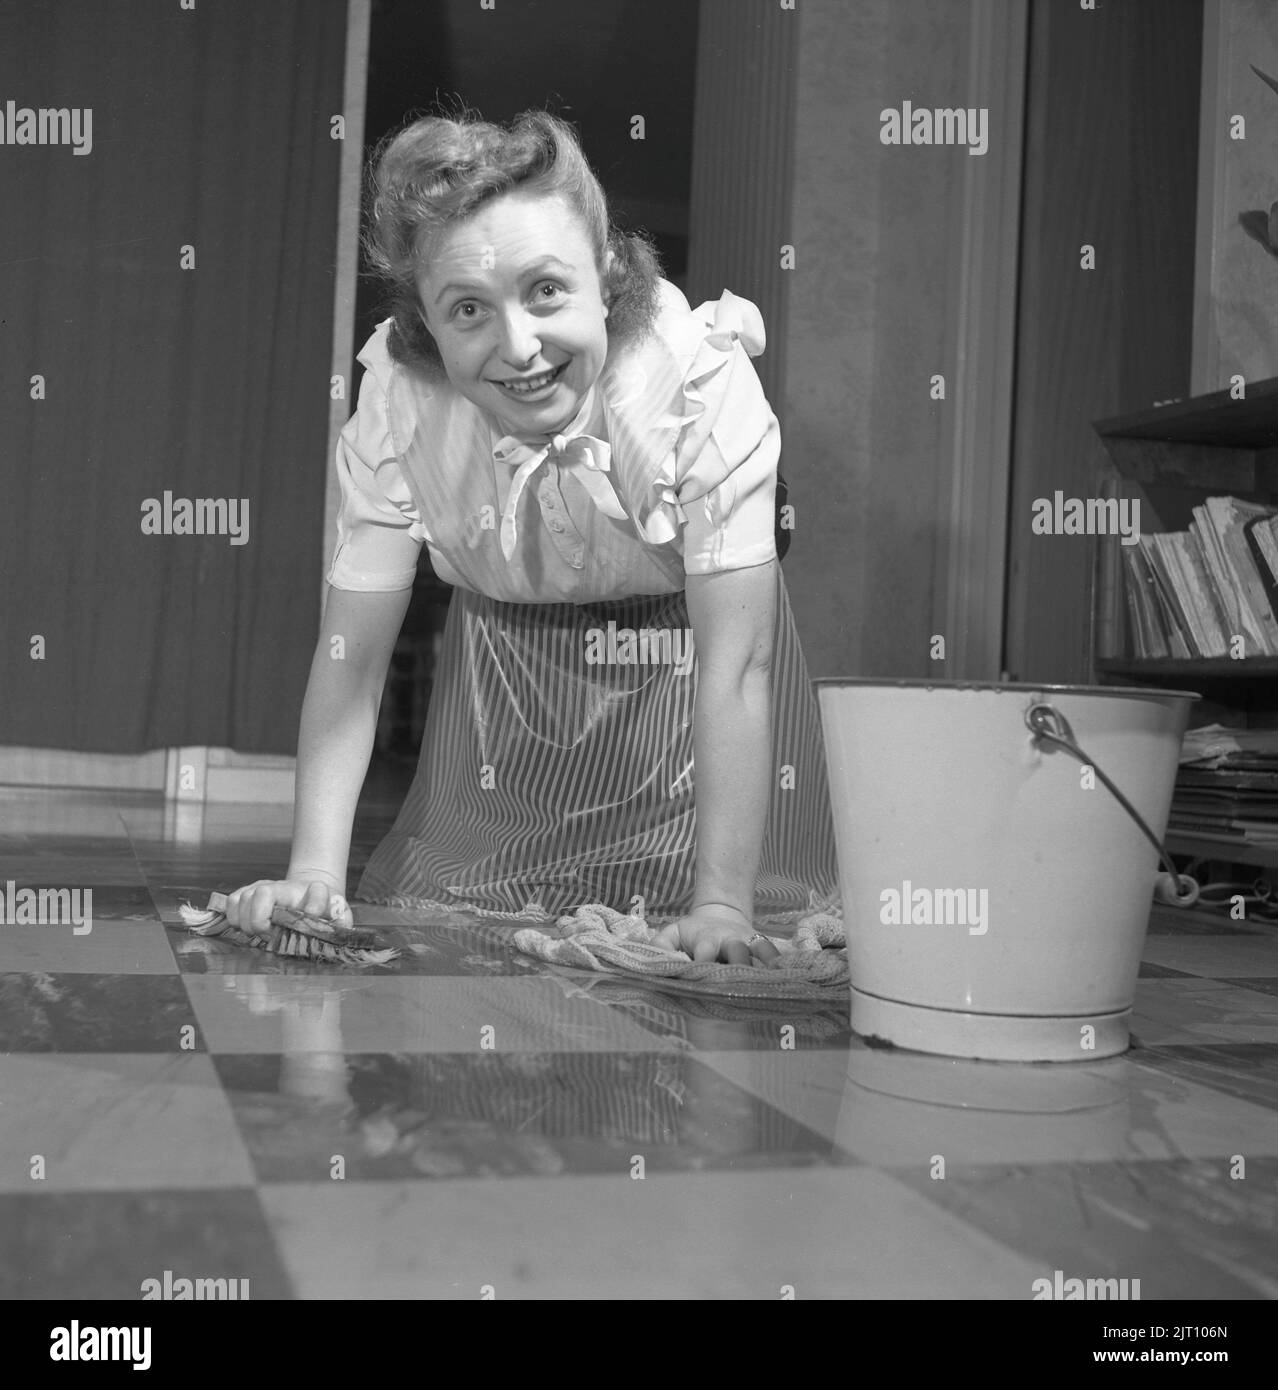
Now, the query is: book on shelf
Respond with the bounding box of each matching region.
[1119,496,1278,659]
[1170,724,1278,845]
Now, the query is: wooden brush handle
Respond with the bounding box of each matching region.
[206,893,381,948]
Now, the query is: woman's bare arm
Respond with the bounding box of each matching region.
[227,584,412,932]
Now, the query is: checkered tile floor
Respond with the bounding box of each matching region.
[2,777,1277,1299]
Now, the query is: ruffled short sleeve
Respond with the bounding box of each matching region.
[326,323,428,593]
[673,291,780,575]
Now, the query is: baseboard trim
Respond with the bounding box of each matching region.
[0,746,167,791]
[0,747,296,803]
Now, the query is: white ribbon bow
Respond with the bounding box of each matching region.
[491,396,627,561]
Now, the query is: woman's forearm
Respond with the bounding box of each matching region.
[285,586,412,890]
[690,663,773,918]
[286,649,384,889]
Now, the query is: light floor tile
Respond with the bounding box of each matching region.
[0,921,177,974]
[1130,978,1278,1046]
[0,1054,255,1191]
[259,1167,1044,1299]
[697,1047,1278,1166]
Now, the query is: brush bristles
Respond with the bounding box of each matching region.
[177,901,399,965]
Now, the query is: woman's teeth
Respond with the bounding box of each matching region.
[497,366,561,395]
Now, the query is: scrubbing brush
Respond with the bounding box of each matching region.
[178,891,401,966]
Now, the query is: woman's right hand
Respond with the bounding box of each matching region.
[224,877,353,936]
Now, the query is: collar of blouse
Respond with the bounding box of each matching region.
[489,383,628,561]
[383,285,765,565]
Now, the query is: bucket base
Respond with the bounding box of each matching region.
[850,989,1131,1063]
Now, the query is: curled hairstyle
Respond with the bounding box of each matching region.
[363,105,664,377]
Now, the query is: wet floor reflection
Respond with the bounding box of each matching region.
[3,783,1278,1298]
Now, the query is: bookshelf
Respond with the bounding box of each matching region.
[1092,376,1278,867]
[1096,656,1278,680]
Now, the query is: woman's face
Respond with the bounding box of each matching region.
[415,190,611,437]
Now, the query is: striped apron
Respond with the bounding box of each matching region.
[356,563,840,925]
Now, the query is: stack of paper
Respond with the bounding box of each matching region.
[1171,723,1278,843]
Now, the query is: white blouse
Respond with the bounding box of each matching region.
[327,279,780,604]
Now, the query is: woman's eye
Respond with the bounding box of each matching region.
[453,301,480,319]
[535,282,563,301]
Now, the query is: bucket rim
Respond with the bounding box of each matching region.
[812,678,1201,702]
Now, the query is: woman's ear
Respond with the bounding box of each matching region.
[601,248,617,317]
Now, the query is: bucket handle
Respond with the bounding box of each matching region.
[1025,702,1200,907]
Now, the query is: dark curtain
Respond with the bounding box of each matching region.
[0,0,346,753]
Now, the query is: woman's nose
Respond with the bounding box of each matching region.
[497,309,541,365]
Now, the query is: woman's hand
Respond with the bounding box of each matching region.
[223,876,352,937]
[652,902,780,965]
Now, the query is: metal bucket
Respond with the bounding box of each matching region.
[814,680,1198,1061]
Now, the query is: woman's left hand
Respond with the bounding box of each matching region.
[652,902,780,965]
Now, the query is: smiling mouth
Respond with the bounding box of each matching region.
[493,363,566,396]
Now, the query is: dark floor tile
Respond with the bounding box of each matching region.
[213,1051,840,1181]
[579,976,854,1049]
[165,915,550,978]
[0,835,133,855]
[165,851,293,865]
[1127,1042,1278,1114]
[1146,905,1272,936]
[0,974,204,1052]
[891,1156,1278,1299]
[129,836,291,854]
[1138,961,1198,979]
[0,860,145,887]
[0,1190,293,1299]
[1145,917,1265,937]
[1218,976,1278,999]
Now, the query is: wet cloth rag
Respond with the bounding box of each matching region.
[512,900,848,998]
